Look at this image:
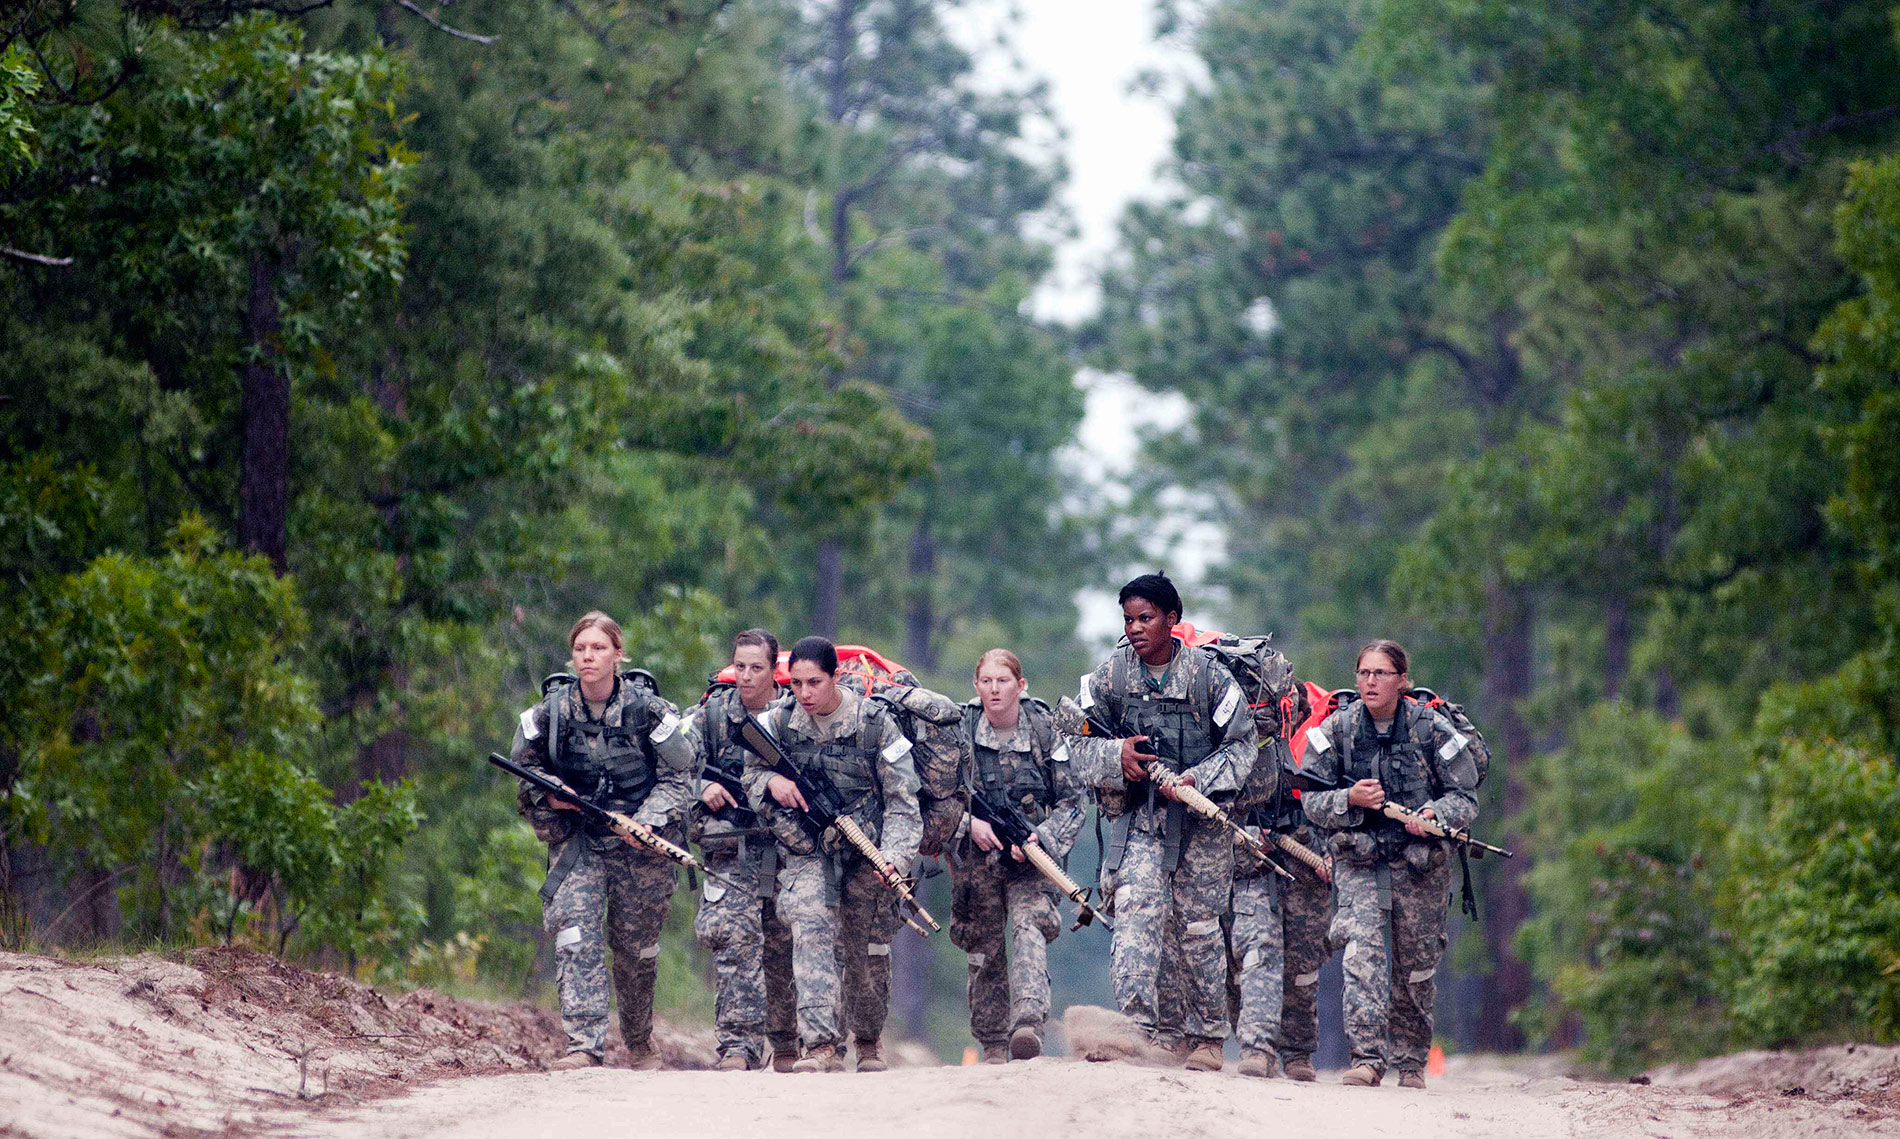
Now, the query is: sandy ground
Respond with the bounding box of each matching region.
[3,950,1897,1139]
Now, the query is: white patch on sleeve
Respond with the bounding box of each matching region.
[703,881,727,904]
[1078,674,1095,709]
[866,943,891,958]
[1439,733,1468,762]
[520,708,542,741]
[1051,742,1070,764]
[1214,683,1242,728]
[881,735,913,764]
[649,712,679,744]
[554,926,582,950]
[966,952,987,968]
[1407,966,1436,984]
[1305,726,1332,755]
[638,943,660,960]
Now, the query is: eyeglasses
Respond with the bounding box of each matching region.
[1355,668,1399,680]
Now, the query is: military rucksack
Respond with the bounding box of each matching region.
[839,671,972,857]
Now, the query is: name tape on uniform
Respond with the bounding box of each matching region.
[649,711,680,743]
[1077,674,1095,709]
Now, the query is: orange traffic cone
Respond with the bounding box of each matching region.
[1426,1044,1447,1077]
[961,1045,978,1067]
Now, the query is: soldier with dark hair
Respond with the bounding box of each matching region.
[685,629,797,1071]
[1059,575,1258,1072]
[510,611,694,1070]
[1300,639,1481,1089]
[741,635,922,1073]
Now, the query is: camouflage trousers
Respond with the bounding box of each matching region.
[693,840,795,1066]
[1224,869,1284,1057]
[543,836,676,1057]
[950,850,1060,1046]
[1331,852,1452,1073]
[1276,835,1336,1067]
[1103,814,1233,1045]
[777,851,902,1049]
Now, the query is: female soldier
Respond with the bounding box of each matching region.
[952,650,1085,1063]
[511,611,695,1070]
[1298,639,1481,1089]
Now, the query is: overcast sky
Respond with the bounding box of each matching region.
[944,2,1227,645]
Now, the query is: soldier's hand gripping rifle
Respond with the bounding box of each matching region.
[488,753,750,893]
[1378,802,1513,859]
[969,790,1112,932]
[698,763,761,829]
[731,717,941,937]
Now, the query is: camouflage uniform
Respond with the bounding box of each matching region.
[685,688,797,1068]
[951,699,1085,1050]
[1300,697,1480,1077]
[1060,639,1257,1050]
[1274,818,1335,1070]
[512,675,693,1060]
[740,686,921,1054]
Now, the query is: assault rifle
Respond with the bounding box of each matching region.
[1377,802,1513,859]
[698,764,759,829]
[488,752,747,893]
[1134,716,1293,881]
[968,790,1112,932]
[731,716,941,937]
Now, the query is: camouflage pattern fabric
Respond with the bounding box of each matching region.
[1106,814,1234,1046]
[1329,854,1452,1074]
[692,844,796,1065]
[776,852,901,1050]
[542,836,676,1057]
[1225,865,1284,1059]
[950,850,1060,1047]
[1277,827,1335,1066]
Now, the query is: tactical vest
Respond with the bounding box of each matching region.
[546,679,658,834]
[704,686,760,780]
[962,699,1058,823]
[1098,644,1221,872]
[1341,700,1437,859]
[776,701,887,849]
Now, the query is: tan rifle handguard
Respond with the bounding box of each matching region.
[834,816,941,934]
[1153,769,1294,880]
[604,813,748,894]
[1273,833,1332,883]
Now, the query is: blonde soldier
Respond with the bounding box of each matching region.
[685,630,797,1072]
[511,612,694,1070]
[952,650,1086,1063]
[1059,575,1258,1072]
[741,637,922,1073]
[1300,640,1481,1089]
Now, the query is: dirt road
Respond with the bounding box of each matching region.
[4,949,1897,1139]
[288,1054,1898,1139]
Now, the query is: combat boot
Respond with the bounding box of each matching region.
[625,1043,663,1071]
[548,1051,601,1072]
[1340,1063,1382,1087]
[1008,1026,1042,1060]
[1183,1041,1224,1072]
[854,1038,887,1073]
[1238,1050,1282,1079]
[713,1053,749,1072]
[770,1049,797,1073]
[981,1043,1010,1064]
[1398,1070,1427,1090]
[792,1043,843,1073]
[1283,1057,1317,1083]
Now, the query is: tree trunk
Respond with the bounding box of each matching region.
[814,540,841,639]
[1603,594,1631,701]
[1474,577,1533,1052]
[905,515,937,672]
[238,251,289,574]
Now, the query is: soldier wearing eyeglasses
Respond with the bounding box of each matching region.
[1296,639,1481,1090]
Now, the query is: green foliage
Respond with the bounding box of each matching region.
[3,518,420,957]
[1723,738,1900,1043]
[1512,708,1736,1071]
[0,47,38,179]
